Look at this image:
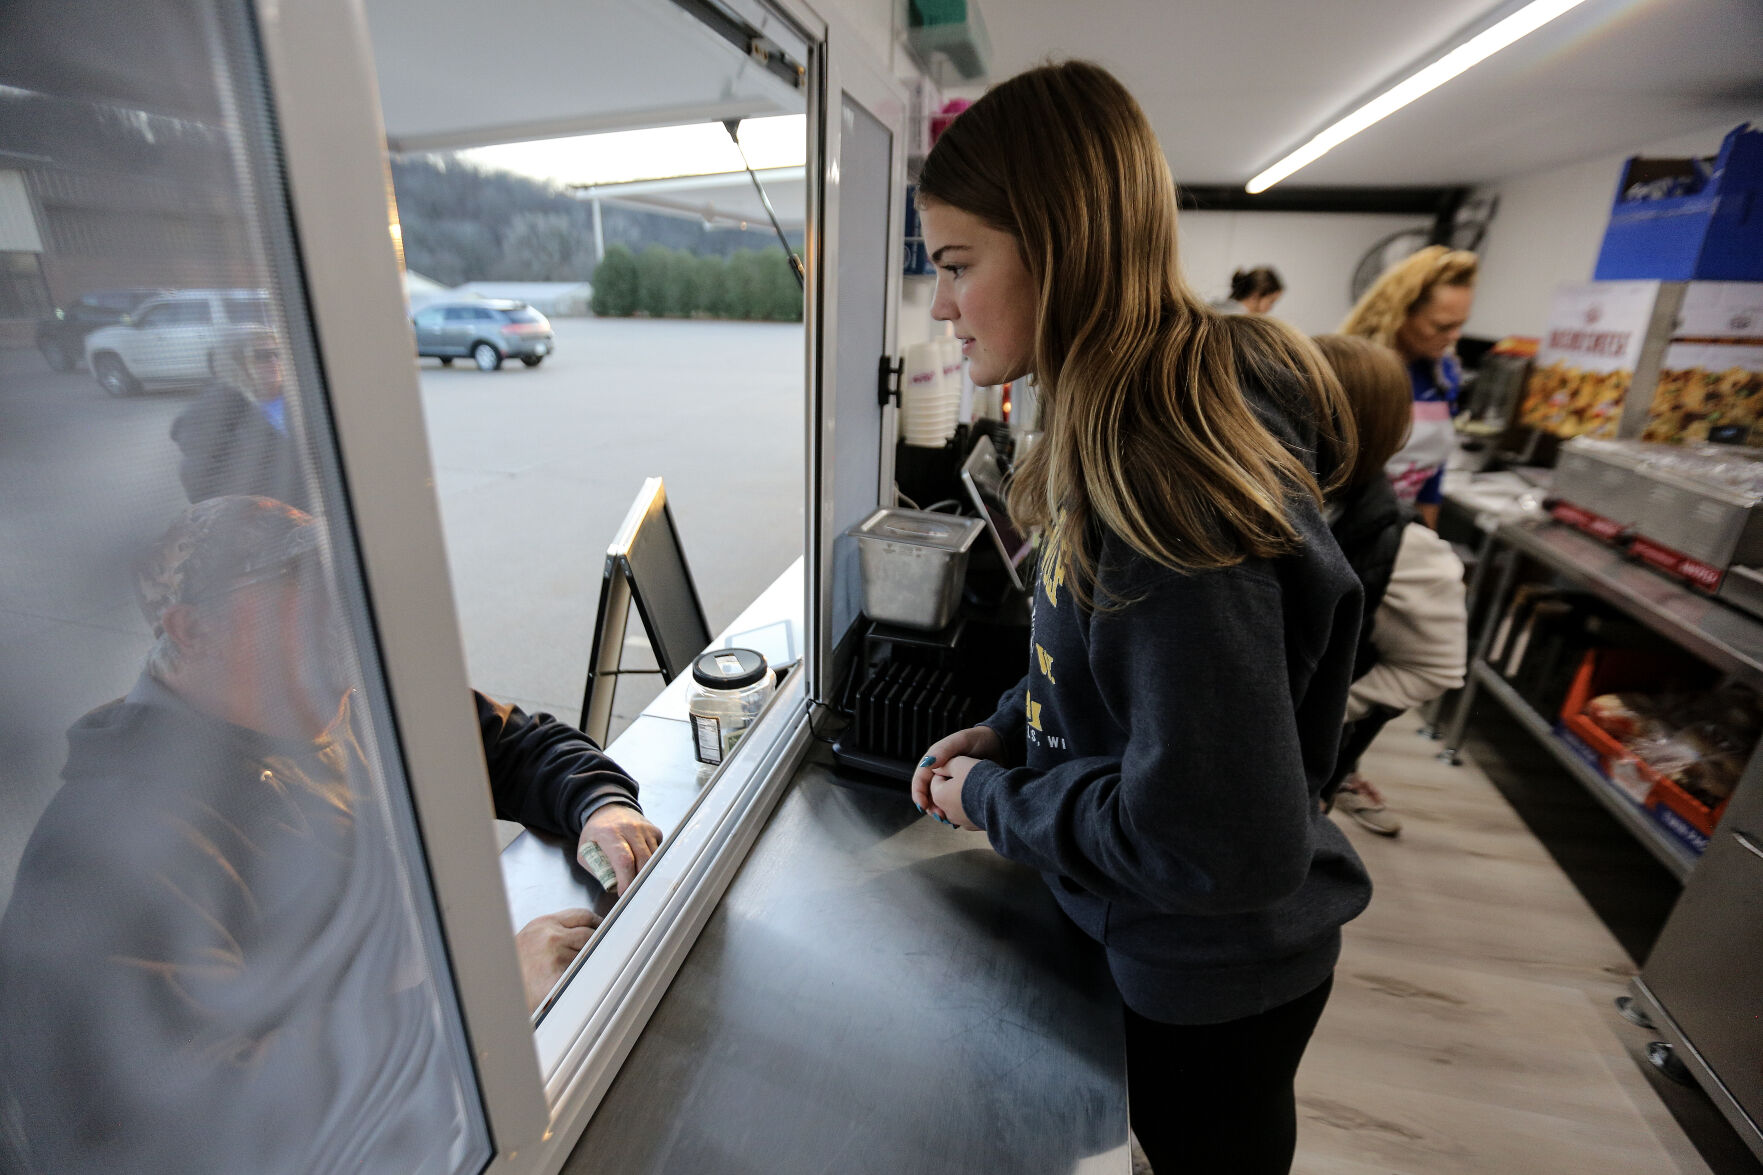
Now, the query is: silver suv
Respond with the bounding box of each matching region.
[83,289,273,396]
[412,300,554,371]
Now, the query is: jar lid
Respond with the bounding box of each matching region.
[692,647,769,690]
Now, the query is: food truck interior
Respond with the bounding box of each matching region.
[3,0,1763,1171]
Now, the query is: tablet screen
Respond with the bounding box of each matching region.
[960,435,1032,589]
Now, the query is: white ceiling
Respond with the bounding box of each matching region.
[971,0,1763,187]
[363,0,1763,190]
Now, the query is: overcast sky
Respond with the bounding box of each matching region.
[460,115,805,187]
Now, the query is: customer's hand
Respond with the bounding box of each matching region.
[911,725,1002,822]
[577,803,663,894]
[514,908,600,1012]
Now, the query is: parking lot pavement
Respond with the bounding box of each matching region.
[416,316,806,727]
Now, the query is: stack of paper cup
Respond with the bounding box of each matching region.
[939,335,964,411]
[900,339,960,447]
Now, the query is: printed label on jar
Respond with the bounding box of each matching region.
[692,713,723,765]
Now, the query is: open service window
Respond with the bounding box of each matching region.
[0,0,902,1167]
[361,0,815,931]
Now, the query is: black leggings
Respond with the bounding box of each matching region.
[1125,974,1333,1175]
[1324,703,1403,804]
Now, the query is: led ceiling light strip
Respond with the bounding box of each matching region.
[1246,0,1594,193]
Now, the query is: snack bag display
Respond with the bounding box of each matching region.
[1520,282,1667,438]
[1641,342,1763,444]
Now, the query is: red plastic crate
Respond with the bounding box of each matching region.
[1557,650,1729,835]
[1648,772,1728,838]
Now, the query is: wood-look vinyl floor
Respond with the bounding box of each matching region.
[1285,716,1734,1175]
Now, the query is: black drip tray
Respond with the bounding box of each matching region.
[829,736,914,785]
[846,657,973,765]
[830,613,1028,787]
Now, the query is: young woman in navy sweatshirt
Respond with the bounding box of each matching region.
[909,61,1372,1175]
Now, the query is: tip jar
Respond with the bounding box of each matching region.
[687,647,774,768]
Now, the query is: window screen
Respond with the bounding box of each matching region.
[224,295,271,325]
[143,298,214,326]
[0,3,492,1172]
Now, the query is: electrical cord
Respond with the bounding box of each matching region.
[804,696,849,745]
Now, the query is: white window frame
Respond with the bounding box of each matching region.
[254,0,901,1168]
[804,14,909,704]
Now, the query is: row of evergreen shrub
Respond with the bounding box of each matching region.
[591,244,802,321]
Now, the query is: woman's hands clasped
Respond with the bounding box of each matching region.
[910,725,1004,831]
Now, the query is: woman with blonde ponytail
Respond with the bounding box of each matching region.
[907,61,1371,1175]
[1342,244,1478,525]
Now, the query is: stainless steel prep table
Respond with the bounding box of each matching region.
[500,555,1129,1171]
[561,752,1130,1174]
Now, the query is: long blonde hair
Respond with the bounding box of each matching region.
[917,61,1353,606]
[1340,245,1478,349]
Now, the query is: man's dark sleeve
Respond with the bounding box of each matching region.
[475,692,641,837]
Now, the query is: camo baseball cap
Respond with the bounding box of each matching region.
[134,495,321,635]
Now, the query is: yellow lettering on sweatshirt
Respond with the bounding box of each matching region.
[1035,644,1055,683]
[1039,515,1067,607]
[1026,687,1043,732]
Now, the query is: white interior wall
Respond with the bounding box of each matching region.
[1467,112,1763,341]
[1178,210,1431,337]
[900,210,1442,351]
[897,209,1434,356]
[841,0,897,76]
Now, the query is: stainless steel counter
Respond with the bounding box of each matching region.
[499,554,1128,1171]
[561,753,1130,1174]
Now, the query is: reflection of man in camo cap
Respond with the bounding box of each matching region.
[127,496,660,890]
[130,493,661,892]
[133,493,343,739]
[134,491,317,629]
[0,494,662,1173]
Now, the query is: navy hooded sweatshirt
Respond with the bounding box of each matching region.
[962,448,1372,1026]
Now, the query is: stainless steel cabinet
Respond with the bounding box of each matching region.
[1636,753,1763,1159]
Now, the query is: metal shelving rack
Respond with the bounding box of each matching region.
[1442,517,1763,880]
[1467,662,1699,879]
